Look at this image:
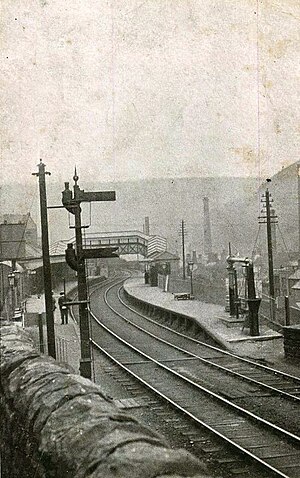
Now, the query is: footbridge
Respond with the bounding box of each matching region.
[20,231,167,270]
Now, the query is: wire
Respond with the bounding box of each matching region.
[111,0,116,185]
[15,180,38,262]
[256,0,262,202]
[251,225,262,259]
[277,223,293,263]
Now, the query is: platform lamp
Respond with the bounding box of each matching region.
[7,271,15,316]
[28,270,37,295]
[188,261,194,297]
[13,269,21,308]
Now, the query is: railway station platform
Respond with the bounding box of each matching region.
[123,277,291,368]
[22,276,300,377]
[23,286,80,373]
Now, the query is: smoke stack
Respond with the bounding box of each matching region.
[144,216,150,235]
[203,197,212,256]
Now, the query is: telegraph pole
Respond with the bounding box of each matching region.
[181,220,186,280]
[266,189,275,321]
[32,160,56,359]
[259,187,277,322]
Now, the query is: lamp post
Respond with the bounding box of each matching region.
[26,270,37,296]
[13,269,20,308]
[7,272,15,317]
[188,261,194,297]
[31,270,37,295]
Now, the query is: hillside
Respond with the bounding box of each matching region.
[1,176,260,256]
[1,163,299,260]
[259,162,299,257]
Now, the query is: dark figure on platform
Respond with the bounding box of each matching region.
[58,292,69,324]
[52,291,56,312]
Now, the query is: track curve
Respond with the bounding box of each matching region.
[88,276,300,478]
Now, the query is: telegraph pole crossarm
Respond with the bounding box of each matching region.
[32,160,56,359]
[62,170,117,380]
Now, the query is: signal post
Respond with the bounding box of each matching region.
[62,171,118,379]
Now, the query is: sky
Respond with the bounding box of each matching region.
[1,0,299,186]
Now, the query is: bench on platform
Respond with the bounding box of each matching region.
[173,292,194,301]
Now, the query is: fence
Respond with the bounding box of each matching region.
[167,276,226,306]
[260,294,300,329]
[55,336,69,363]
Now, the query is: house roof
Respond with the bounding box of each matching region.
[0,213,36,229]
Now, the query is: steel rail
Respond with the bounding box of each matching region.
[70,271,131,322]
[89,296,298,478]
[118,283,300,395]
[101,282,300,441]
[113,287,300,403]
[88,277,300,405]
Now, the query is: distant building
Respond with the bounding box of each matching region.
[0,213,38,246]
[147,235,167,256]
[288,269,300,295]
[291,281,300,303]
[142,250,180,276]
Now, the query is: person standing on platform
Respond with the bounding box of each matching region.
[52,291,56,313]
[58,292,69,325]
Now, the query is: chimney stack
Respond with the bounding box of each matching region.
[203,197,212,257]
[144,216,150,235]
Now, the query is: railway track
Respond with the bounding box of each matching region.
[88,276,300,478]
[119,288,300,403]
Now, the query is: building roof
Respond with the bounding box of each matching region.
[0,261,24,272]
[0,213,36,229]
[25,242,42,258]
[76,230,151,240]
[289,269,300,280]
[144,251,180,262]
[49,240,69,256]
[292,280,300,290]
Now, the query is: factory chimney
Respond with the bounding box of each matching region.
[144,216,150,235]
[203,197,212,258]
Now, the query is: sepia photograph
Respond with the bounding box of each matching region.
[0,1,300,477]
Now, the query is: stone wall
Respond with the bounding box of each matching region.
[0,325,208,478]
